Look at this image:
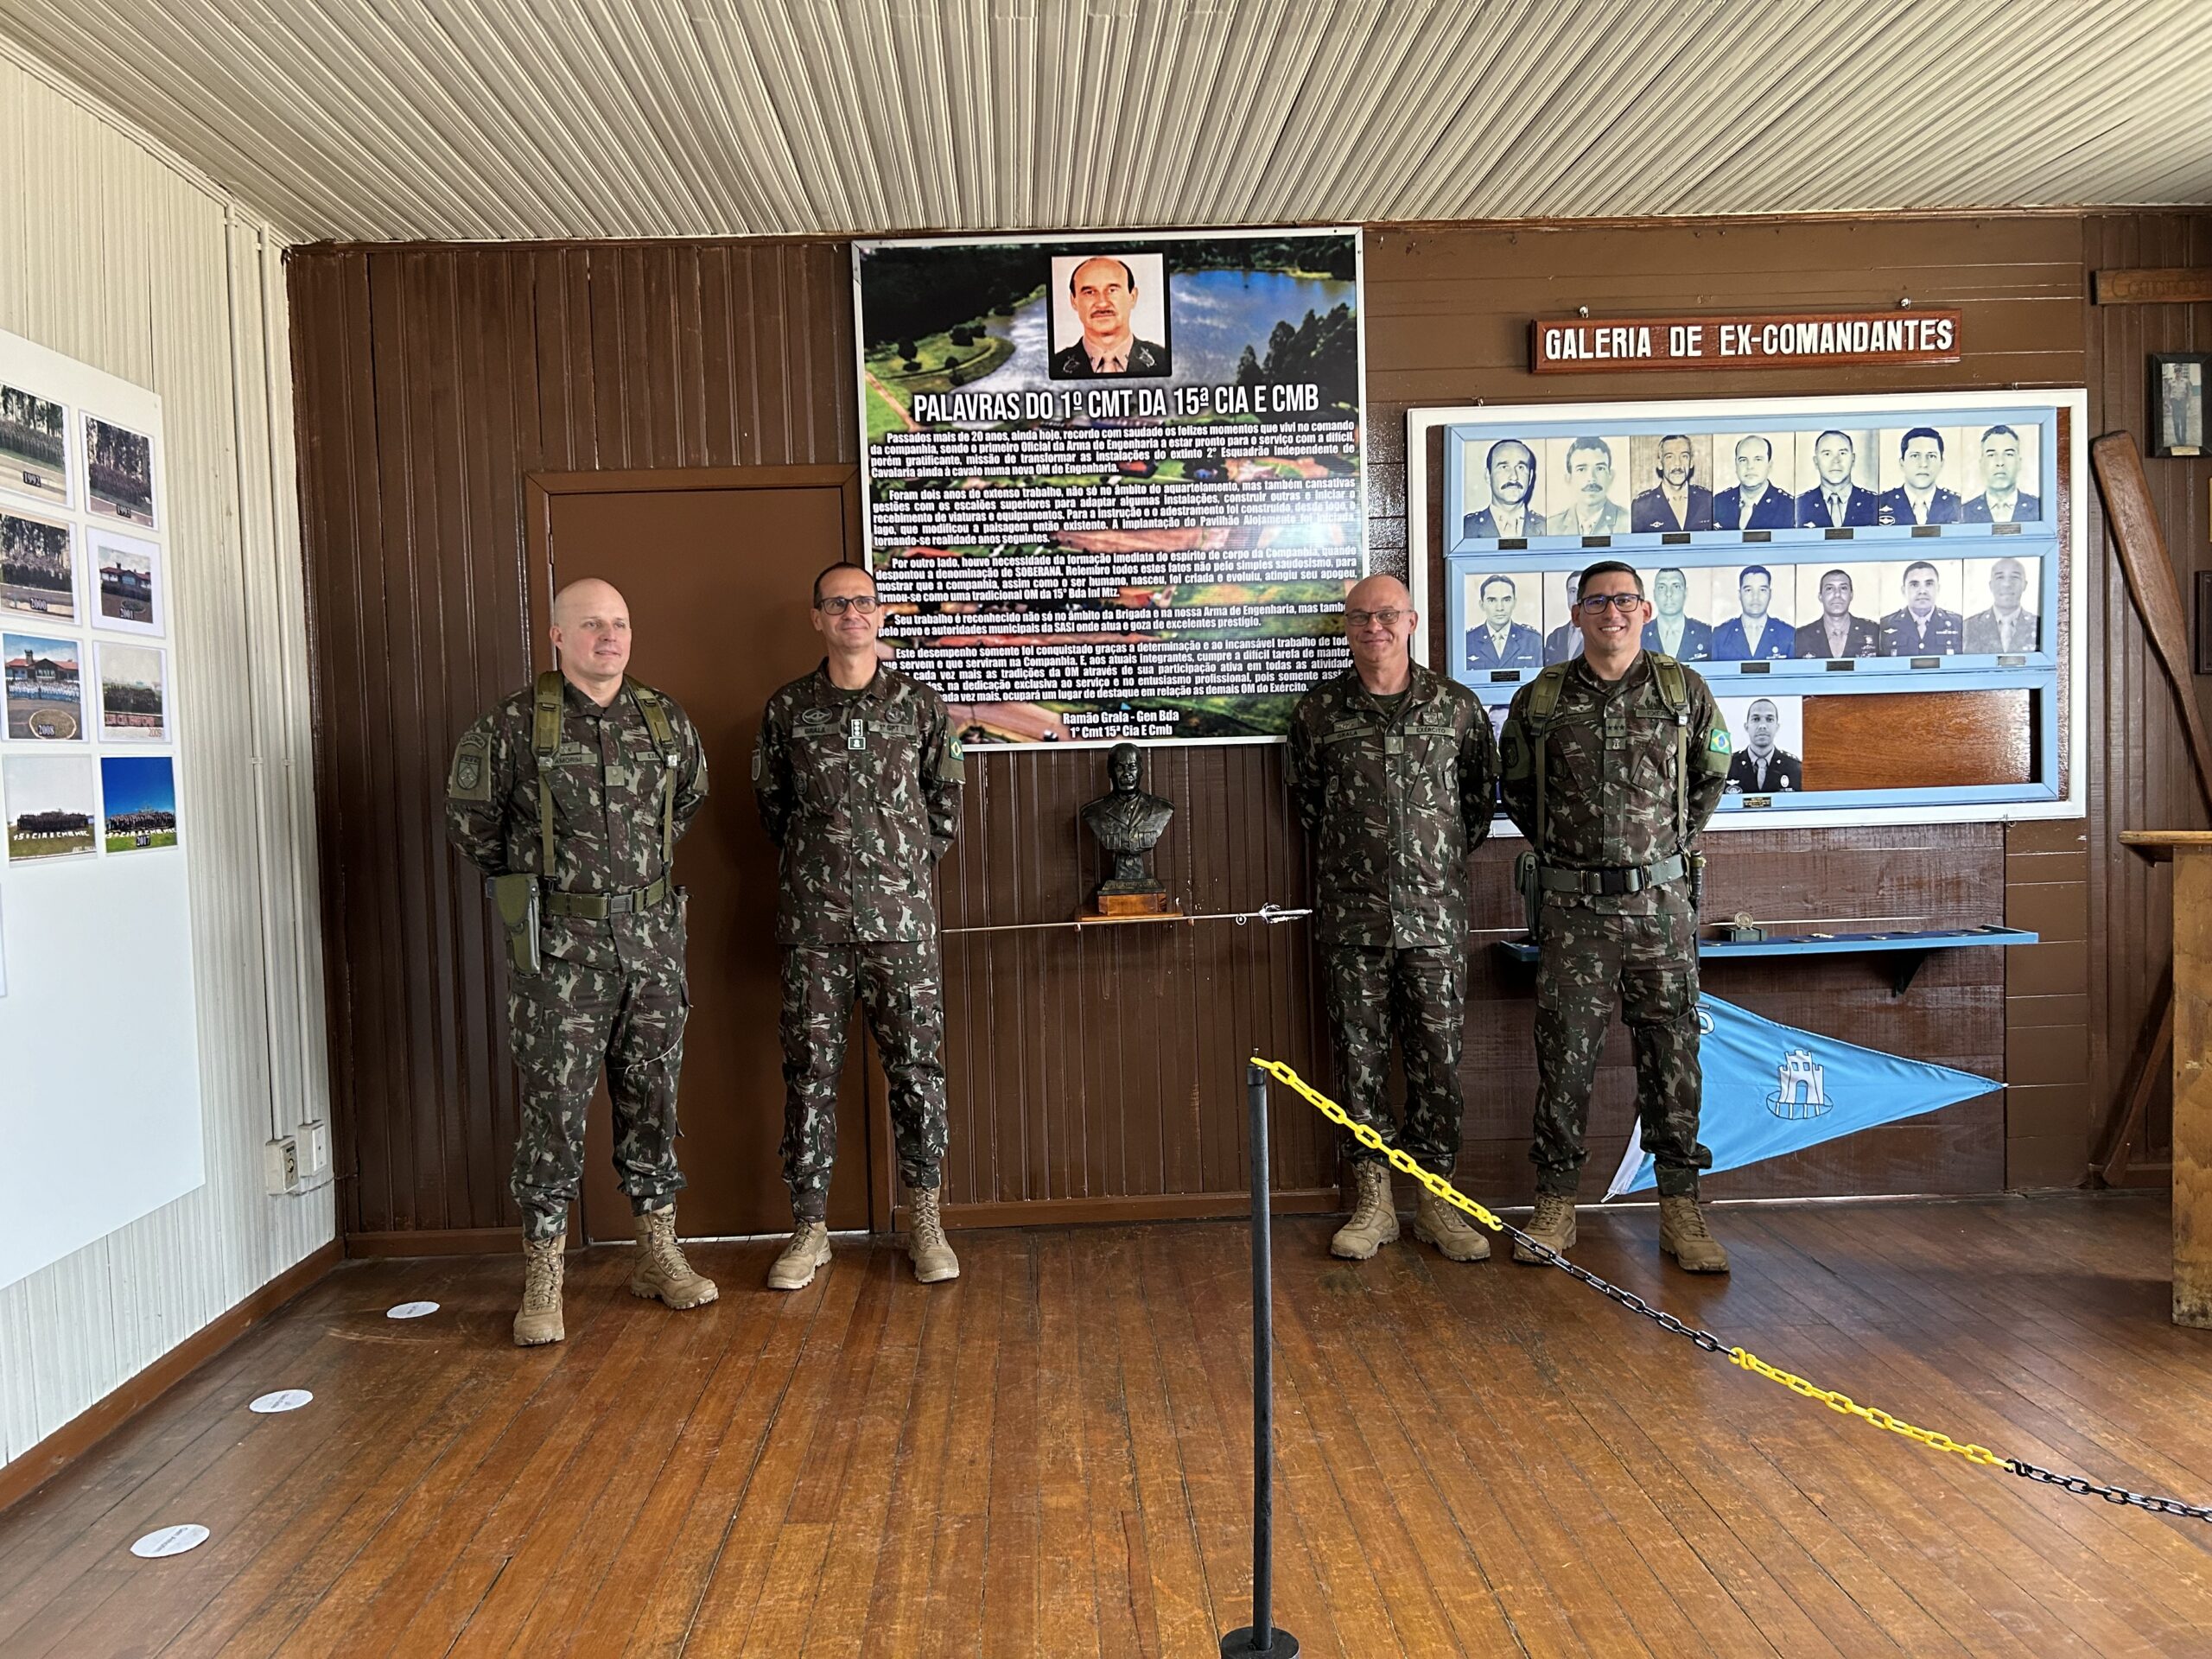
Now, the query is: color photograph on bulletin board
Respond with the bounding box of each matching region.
[1411,390,2086,830]
[0,325,200,1295]
[854,226,1365,747]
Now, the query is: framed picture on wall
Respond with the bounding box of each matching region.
[2152,353,2207,458]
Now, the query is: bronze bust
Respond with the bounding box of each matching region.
[1081,742,1174,902]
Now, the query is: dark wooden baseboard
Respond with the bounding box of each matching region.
[344,1226,524,1259]
[0,1237,341,1517]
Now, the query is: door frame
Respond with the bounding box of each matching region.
[521,462,896,1236]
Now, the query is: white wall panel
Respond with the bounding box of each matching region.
[0,42,332,1473]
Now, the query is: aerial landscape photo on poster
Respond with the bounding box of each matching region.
[857,229,1364,744]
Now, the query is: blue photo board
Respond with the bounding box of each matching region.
[1435,393,2082,823]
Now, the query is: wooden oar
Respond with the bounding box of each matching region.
[2088,431,2212,1182]
[2092,433,2212,815]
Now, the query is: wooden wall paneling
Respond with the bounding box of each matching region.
[1366,215,2081,1201]
[2065,212,2212,1186]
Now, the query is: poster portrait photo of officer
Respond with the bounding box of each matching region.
[1465,573,1543,671]
[1725,697,1802,793]
[1876,427,1962,525]
[1964,556,2039,653]
[1630,433,1715,532]
[1289,574,1498,1267]
[1463,438,1541,540]
[1796,429,1878,527]
[446,576,716,1347]
[1794,568,1880,658]
[1497,560,1733,1273]
[1713,435,1796,530]
[1641,566,1713,661]
[1961,424,2040,524]
[1710,563,1793,661]
[753,563,967,1291]
[1547,437,1630,536]
[1047,254,1170,378]
[1880,559,1964,655]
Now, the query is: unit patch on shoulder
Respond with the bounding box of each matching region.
[448,731,493,801]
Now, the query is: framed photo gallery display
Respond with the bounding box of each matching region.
[1408,390,2087,830]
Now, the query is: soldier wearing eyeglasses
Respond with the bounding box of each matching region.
[1289,574,1499,1265]
[1497,560,1734,1273]
[752,563,967,1290]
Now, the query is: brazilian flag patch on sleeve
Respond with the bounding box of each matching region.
[1707,728,1732,753]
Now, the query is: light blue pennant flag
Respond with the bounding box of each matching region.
[1605,993,2000,1198]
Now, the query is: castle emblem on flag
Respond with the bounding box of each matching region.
[1768,1047,1832,1120]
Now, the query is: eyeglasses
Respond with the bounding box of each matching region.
[817,594,880,616]
[1578,592,1645,614]
[1344,608,1406,629]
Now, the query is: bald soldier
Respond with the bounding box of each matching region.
[447,577,717,1346]
[1290,575,1499,1263]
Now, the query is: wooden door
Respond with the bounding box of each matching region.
[527,467,880,1240]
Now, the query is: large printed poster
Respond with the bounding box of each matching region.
[855,228,1366,745]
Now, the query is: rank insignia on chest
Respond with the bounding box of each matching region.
[1383,734,1402,755]
[848,717,866,752]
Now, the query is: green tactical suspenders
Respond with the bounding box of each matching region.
[1522,653,1692,854]
[531,669,680,886]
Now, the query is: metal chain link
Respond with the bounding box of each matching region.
[1250,1056,2212,1526]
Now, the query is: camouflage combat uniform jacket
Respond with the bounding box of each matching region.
[1497,653,1731,914]
[446,676,709,969]
[1287,664,1499,948]
[753,663,965,943]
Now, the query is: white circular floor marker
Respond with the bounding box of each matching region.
[385,1300,439,1319]
[248,1389,313,1414]
[131,1523,209,1559]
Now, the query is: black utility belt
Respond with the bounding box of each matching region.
[543,875,671,920]
[1535,854,1688,896]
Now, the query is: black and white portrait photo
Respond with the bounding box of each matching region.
[2152,355,2206,457]
[1719,696,1805,795]
[1459,436,1545,541]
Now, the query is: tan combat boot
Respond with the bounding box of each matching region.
[1513,1192,1577,1263]
[1659,1195,1730,1274]
[1329,1160,1400,1260]
[1412,1187,1491,1262]
[514,1232,566,1347]
[906,1186,960,1283]
[630,1206,720,1308]
[767,1220,831,1290]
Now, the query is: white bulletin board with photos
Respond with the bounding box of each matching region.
[1408,391,2087,830]
[0,326,201,1293]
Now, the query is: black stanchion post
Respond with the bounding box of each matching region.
[1223,1061,1298,1658]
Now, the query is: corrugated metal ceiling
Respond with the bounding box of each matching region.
[2,0,2208,244]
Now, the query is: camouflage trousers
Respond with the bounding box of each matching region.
[508,953,688,1242]
[779,940,948,1222]
[1531,888,1712,1198]
[1323,944,1466,1176]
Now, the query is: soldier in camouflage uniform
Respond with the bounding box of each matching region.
[753,563,966,1289]
[447,576,719,1346]
[1290,574,1499,1264]
[1497,560,1734,1272]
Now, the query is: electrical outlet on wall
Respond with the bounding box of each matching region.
[298,1120,331,1178]
[264,1136,299,1195]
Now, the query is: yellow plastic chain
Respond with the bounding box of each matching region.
[1250,1056,2004,1471]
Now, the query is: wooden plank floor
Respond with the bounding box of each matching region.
[3,1192,2212,1656]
